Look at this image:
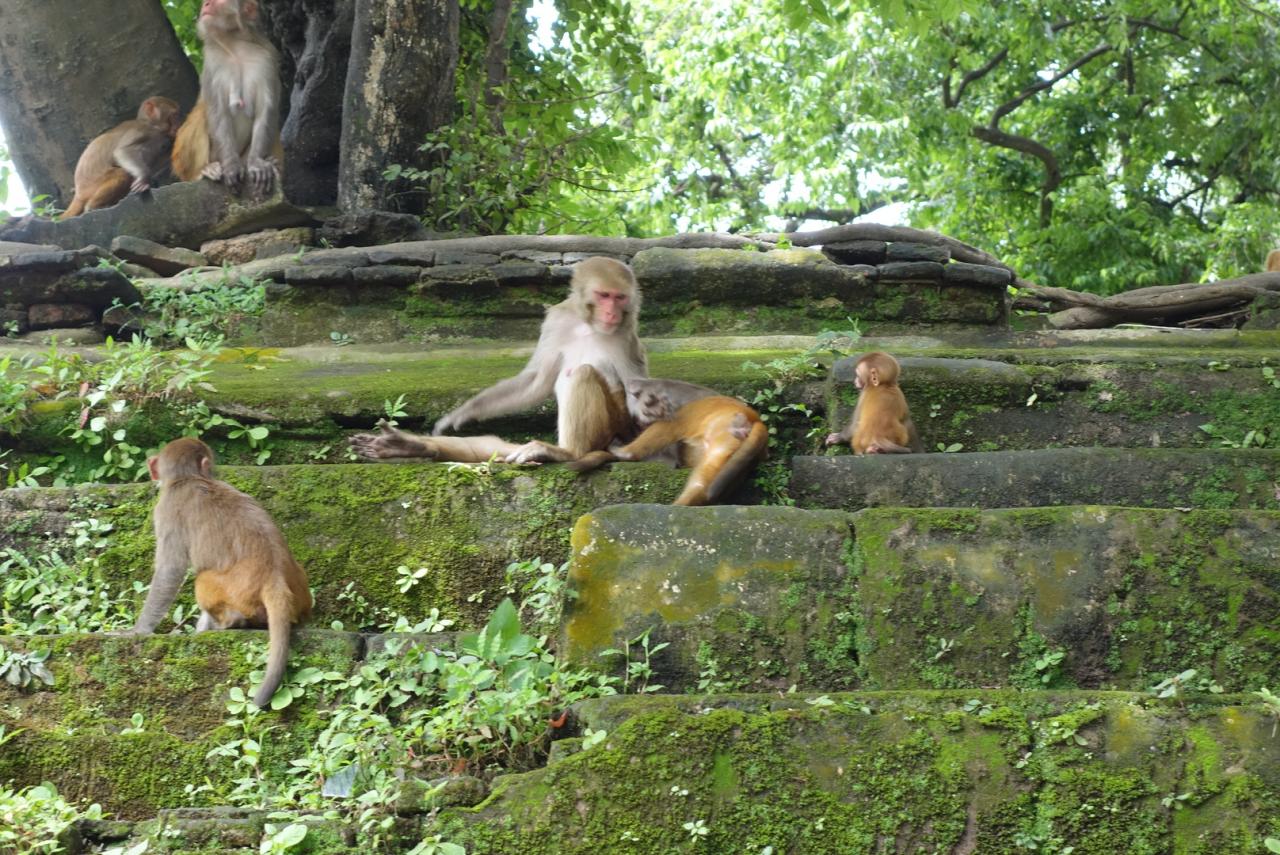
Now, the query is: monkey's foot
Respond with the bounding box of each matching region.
[504,440,557,465]
[349,420,434,460]
[246,156,279,198]
[202,159,245,190]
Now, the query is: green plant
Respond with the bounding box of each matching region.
[383,394,409,427]
[935,442,964,453]
[502,557,571,639]
[0,782,103,854]
[138,272,268,344]
[0,648,54,689]
[1,516,134,635]
[600,625,667,694]
[261,822,309,853]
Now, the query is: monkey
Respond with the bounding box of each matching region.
[568,396,768,506]
[1267,250,1280,272]
[825,351,924,455]
[352,257,647,466]
[171,0,283,196]
[624,377,723,429]
[131,437,312,709]
[60,97,181,219]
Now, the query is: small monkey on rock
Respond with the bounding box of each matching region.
[826,351,923,454]
[61,96,181,218]
[131,437,312,709]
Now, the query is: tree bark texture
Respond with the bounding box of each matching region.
[0,0,198,205]
[339,0,460,214]
[262,0,355,206]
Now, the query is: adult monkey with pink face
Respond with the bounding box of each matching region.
[351,257,647,464]
[171,0,283,196]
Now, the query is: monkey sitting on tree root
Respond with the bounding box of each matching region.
[61,96,181,218]
[825,351,923,455]
[569,396,768,506]
[131,437,312,709]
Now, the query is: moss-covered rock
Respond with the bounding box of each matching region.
[0,462,687,629]
[558,504,1280,693]
[792,448,1280,511]
[430,691,1280,854]
[561,504,856,692]
[0,631,357,817]
[854,507,1280,692]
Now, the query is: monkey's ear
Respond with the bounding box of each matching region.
[147,456,160,481]
[869,368,881,387]
[199,455,212,476]
[243,0,259,19]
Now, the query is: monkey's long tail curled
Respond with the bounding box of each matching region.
[253,580,296,709]
[706,421,768,502]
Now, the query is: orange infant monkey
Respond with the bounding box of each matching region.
[825,351,923,454]
[569,396,768,506]
[131,438,312,709]
[61,97,181,218]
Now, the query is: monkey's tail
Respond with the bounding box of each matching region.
[59,197,86,220]
[252,579,296,710]
[706,420,769,502]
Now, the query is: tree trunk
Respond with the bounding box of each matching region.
[262,0,355,206]
[339,0,460,214]
[0,0,198,206]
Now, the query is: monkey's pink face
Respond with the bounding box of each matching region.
[590,289,630,333]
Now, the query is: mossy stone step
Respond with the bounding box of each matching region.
[39,690,1280,853]
[562,504,1280,694]
[790,447,1280,511]
[0,462,686,631]
[435,691,1278,854]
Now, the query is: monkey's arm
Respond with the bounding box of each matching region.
[131,526,190,633]
[112,127,155,192]
[245,73,281,195]
[203,77,245,186]
[434,336,562,434]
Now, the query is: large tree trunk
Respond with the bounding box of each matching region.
[262,0,355,206]
[339,0,459,214]
[0,0,198,206]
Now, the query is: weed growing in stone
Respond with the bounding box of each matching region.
[139,272,267,344]
[199,597,613,851]
[601,625,668,694]
[0,516,135,635]
[0,782,104,854]
[0,335,276,483]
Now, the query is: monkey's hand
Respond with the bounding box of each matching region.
[129,176,152,194]
[824,432,844,446]
[432,411,467,436]
[350,420,435,460]
[246,156,279,198]
[203,158,245,191]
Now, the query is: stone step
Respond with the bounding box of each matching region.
[791,447,1280,511]
[562,504,1280,694]
[0,462,686,632]
[66,691,1280,853]
[4,329,1277,470]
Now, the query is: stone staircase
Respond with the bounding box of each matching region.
[1,237,1279,854]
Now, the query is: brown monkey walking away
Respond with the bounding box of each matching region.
[132,438,311,709]
[61,97,181,218]
[172,0,283,196]
[569,396,768,506]
[825,351,923,455]
[1266,249,1280,272]
[352,257,647,465]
